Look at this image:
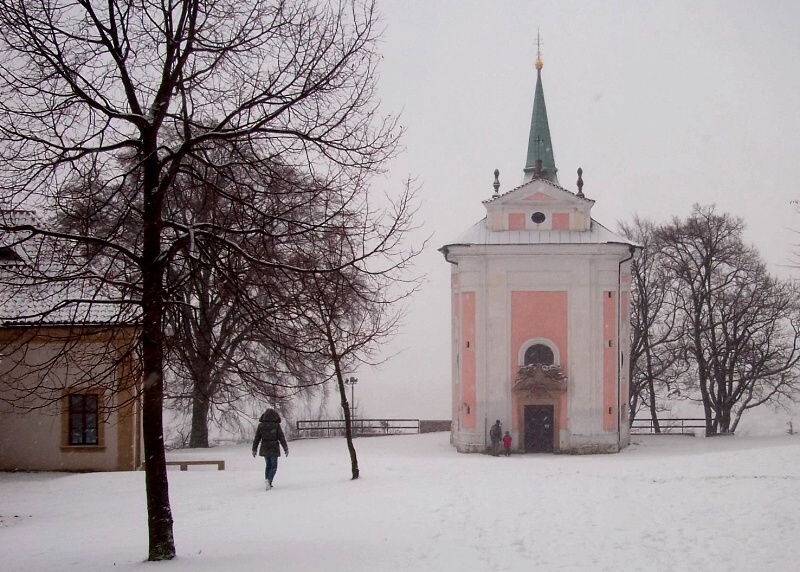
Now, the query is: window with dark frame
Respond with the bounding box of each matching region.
[524,344,555,366]
[68,393,99,445]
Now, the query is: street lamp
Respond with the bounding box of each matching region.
[344,376,358,419]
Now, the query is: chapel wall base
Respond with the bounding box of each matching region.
[450,430,488,454]
[453,442,489,454]
[560,433,627,454]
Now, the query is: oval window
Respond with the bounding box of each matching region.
[531,212,546,224]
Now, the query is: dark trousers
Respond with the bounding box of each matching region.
[264,456,279,482]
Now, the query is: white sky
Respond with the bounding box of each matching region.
[349,1,800,420]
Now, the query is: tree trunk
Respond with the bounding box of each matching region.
[142,368,175,560]
[729,394,751,434]
[141,297,175,560]
[189,389,210,448]
[644,340,661,433]
[628,390,639,428]
[718,406,732,434]
[141,155,175,560]
[647,376,661,433]
[696,336,715,436]
[703,400,715,436]
[335,369,359,480]
[188,289,214,448]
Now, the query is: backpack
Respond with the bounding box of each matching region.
[490,424,500,439]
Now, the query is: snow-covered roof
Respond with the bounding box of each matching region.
[0,276,134,327]
[444,217,636,247]
[0,209,138,328]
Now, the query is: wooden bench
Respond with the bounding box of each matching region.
[165,460,225,471]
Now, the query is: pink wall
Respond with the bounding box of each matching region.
[461,292,477,429]
[508,213,525,231]
[510,291,568,431]
[603,291,617,431]
[452,292,460,424]
[552,213,569,230]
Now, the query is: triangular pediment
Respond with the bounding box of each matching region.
[486,178,592,208]
[481,177,594,233]
[522,191,556,201]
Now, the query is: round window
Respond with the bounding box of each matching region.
[531,212,546,224]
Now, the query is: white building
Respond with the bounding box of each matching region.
[440,53,638,454]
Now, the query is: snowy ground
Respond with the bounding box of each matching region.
[2,432,799,571]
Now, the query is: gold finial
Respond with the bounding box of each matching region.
[535,29,543,70]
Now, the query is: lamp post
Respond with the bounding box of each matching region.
[344,376,358,419]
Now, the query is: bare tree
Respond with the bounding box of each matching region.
[621,216,682,431]
[282,186,421,479]
[160,151,332,448]
[656,205,800,435]
[54,146,329,447]
[0,0,405,560]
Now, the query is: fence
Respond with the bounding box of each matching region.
[296,418,421,438]
[630,418,706,435]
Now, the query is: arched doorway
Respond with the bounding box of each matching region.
[514,340,566,453]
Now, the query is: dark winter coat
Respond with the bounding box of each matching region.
[252,409,289,458]
[489,422,502,443]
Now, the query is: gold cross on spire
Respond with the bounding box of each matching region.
[535,30,543,71]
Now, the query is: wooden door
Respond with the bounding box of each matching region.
[524,405,554,453]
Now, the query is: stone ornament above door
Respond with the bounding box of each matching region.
[514,364,567,398]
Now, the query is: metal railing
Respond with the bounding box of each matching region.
[630,418,706,435]
[296,418,420,438]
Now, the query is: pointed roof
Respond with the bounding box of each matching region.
[523,51,558,185]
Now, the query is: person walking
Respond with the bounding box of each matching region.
[489,420,502,456]
[502,431,512,456]
[252,408,289,490]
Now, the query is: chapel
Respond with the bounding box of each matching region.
[440,49,638,454]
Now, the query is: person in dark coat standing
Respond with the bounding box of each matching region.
[489,420,502,456]
[252,408,289,490]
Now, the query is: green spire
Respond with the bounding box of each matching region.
[523,46,559,185]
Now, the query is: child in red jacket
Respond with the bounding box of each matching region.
[502,431,512,456]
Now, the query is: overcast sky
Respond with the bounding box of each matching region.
[348,0,800,420]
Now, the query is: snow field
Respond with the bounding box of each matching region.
[1,432,799,571]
